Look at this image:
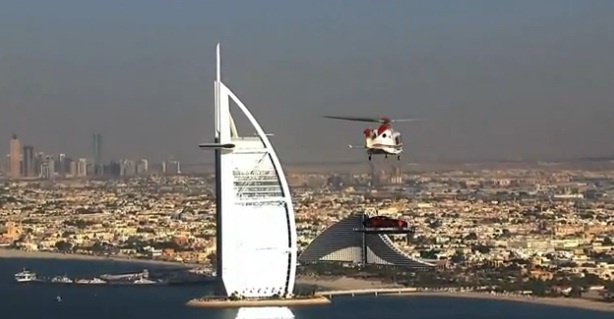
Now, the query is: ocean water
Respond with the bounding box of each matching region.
[1,258,612,319]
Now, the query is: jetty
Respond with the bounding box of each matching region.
[315,287,420,297]
[186,295,331,308]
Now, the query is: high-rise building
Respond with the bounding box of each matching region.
[92,133,103,176]
[92,133,102,163]
[107,161,121,177]
[48,157,55,179]
[9,134,21,179]
[120,159,136,177]
[77,158,87,177]
[69,161,77,177]
[64,157,73,176]
[136,158,149,175]
[58,153,66,176]
[204,44,297,298]
[40,156,55,180]
[22,146,34,177]
[33,152,44,177]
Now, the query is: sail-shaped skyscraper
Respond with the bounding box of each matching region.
[200,44,297,299]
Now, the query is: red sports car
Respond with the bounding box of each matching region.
[364,216,408,228]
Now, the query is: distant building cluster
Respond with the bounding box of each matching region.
[2,133,181,180]
[325,162,404,191]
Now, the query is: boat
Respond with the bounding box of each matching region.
[75,277,107,285]
[14,269,37,283]
[100,269,149,281]
[188,267,211,275]
[133,278,157,285]
[51,275,73,284]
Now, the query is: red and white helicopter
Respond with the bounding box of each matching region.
[323,115,419,161]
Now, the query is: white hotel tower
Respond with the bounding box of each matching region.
[200,44,298,299]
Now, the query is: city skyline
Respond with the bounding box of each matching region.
[1,133,181,179]
[1,1,613,163]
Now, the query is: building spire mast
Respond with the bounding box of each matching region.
[216,42,221,82]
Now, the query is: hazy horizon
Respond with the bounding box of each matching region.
[1,1,613,165]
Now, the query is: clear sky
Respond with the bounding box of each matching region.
[1,0,613,164]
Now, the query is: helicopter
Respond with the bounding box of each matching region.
[323,115,419,161]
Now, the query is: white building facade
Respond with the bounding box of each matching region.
[202,44,297,298]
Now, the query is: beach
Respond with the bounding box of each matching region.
[296,275,614,313]
[399,291,614,314]
[0,248,199,268]
[296,275,400,290]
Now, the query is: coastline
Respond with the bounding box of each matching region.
[399,291,614,314]
[296,275,401,290]
[296,275,614,313]
[2,255,611,313]
[0,248,200,268]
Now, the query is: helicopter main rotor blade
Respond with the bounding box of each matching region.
[323,115,423,124]
[390,118,422,123]
[322,115,380,123]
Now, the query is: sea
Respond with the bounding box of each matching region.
[0,258,612,319]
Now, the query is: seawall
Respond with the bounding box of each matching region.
[186,295,331,308]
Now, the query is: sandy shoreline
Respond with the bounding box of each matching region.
[296,276,614,313]
[0,248,199,268]
[296,275,400,290]
[399,291,614,314]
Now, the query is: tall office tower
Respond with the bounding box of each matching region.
[77,158,87,177]
[47,157,56,179]
[40,156,55,180]
[92,133,102,163]
[64,157,73,176]
[33,152,43,177]
[62,157,73,177]
[39,162,48,179]
[107,161,120,177]
[92,133,103,175]
[22,146,34,177]
[9,134,21,179]
[58,153,66,176]
[119,159,136,177]
[136,158,149,175]
[69,161,77,177]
